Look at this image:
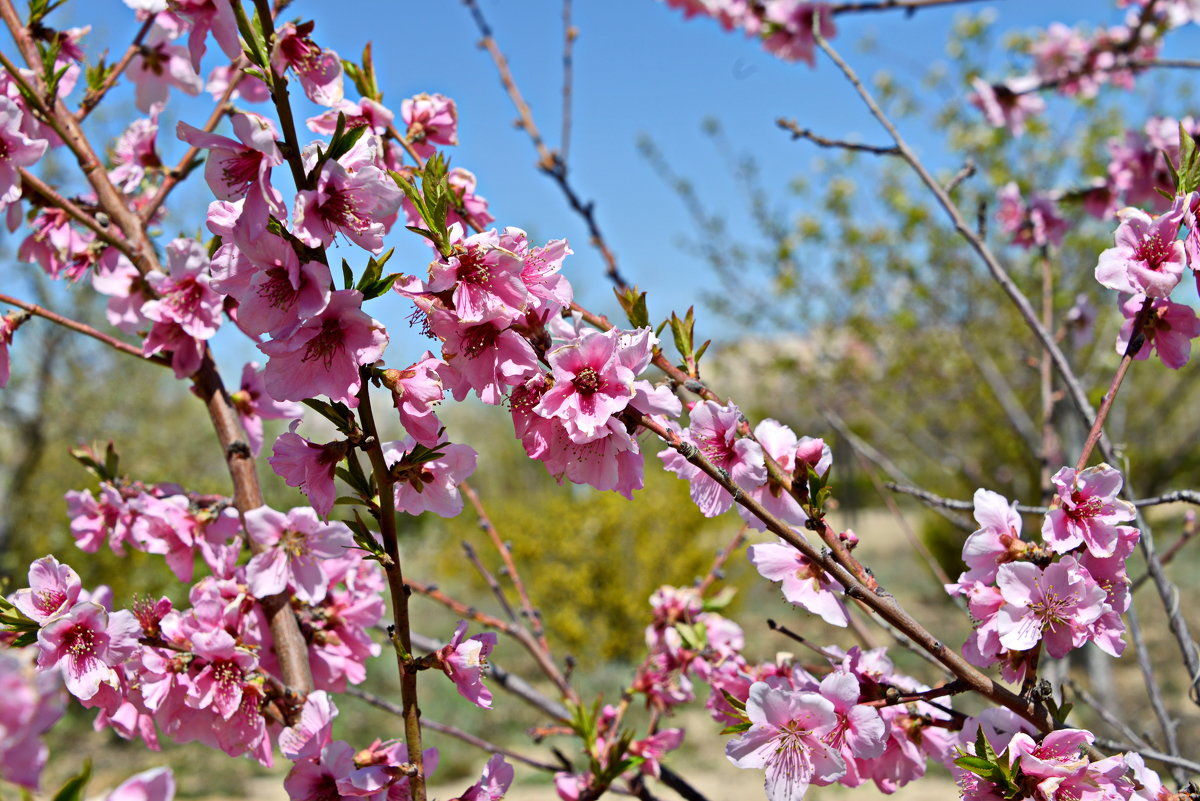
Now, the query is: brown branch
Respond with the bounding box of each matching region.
[777,118,901,155]
[0,292,165,365]
[829,0,989,13]
[357,376,427,801]
[695,525,747,598]
[18,168,139,261]
[461,539,518,623]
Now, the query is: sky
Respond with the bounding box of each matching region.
[3,0,1197,367]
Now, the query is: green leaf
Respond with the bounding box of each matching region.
[669,311,692,360]
[342,258,354,290]
[52,760,92,801]
[702,586,737,611]
[615,287,649,329]
[719,721,752,735]
[694,339,712,364]
[720,688,747,713]
[953,755,998,778]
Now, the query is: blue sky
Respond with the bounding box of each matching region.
[5,0,1196,366]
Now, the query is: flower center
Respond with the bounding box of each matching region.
[572,366,603,395]
[301,318,346,369]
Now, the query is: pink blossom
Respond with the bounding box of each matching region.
[268,421,348,518]
[499,227,574,315]
[0,96,47,205]
[447,167,494,229]
[142,238,223,340]
[1095,202,1188,298]
[384,438,478,517]
[995,183,1069,249]
[817,671,886,787]
[128,25,203,113]
[402,93,458,159]
[10,555,82,624]
[969,77,1046,136]
[187,629,258,720]
[171,0,240,69]
[18,207,93,281]
[206,64,270,103]
[177,112,283,208]
[425,228,529,323]
[271,21,344,107]
[454,754,513,801]
[739,420,824,530]
[534,328,642,443]
[0,312,19,388]
[1116,293,1200,369]
[628,729,684,778]
[660,401,766,517]
[36,602,140,700]
[1042,464,1136,557]
[439,621,497,709]
[244,505,354,603]
[293,158,401,253]
[231,362,304,457]
[381,352,445,447]
[307,98,394,136]
[748,540,848,627]
[283,740,357,799]
[992,556,1108,658]
[259,289,389,405]
[760,2,836,66]
[430,309,539,404]
[0,652,63,789]
[953,489,1024,589]
[279,690,338,762]
[726,681,846,801]
[108,105,162,194]
[103,767,175,801]
[1078,525,1139,615]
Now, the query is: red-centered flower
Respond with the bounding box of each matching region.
[1042,464,1136,557]
[534,328,640,444]
[35,602,139,700]
[1116,293,1200,369]
[270,21,344,107]
[177,112,282,209]
[1095,199,1188,298]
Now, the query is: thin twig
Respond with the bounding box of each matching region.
[560,0,575,166]
[76,15,155,120]
[829,0,989,13]
[1126,602,1184,783]
[1132,514,1199,591]
[1092,736,1200,777]
[1065,680,1150,751]
[461,540,518,623]
[777,118,901,155]
[944,159,976,194]
[0,293,165,365]
[887,483,1200,516]
[695,525,747,598]
[346,687,562,772]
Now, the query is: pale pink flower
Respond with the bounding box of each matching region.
[439,621,497,709]
[1116,293,1200,368]
[425,227,529,323]
[206,64,270,103]
[108,105,162,194]
[283,741,356,799]
[128,493,198,582]
[1078,525,1140,615]
[447,167,494,229]
[1042,464,1136,557]
[293,159,401,253]
[430,309,539,405]
[969,76,1045,136]
[384,439,478,518]
[128,25,203,113]
[0,311,19,388]
[142,238,223,340]
[817,671,886,787]
[259,289,389,405]
[993,556,1108,658]
[0,652,63,789]
[454,754,513,801]
[499,227,574,315]
[177,112,283,209]
[660,401,766,517]
[381,352,445,447]
[171,0,240,69]
[0,96,47,205]
[10,555,82,624]
[244,506,354,604]
[18,207,94,281]
[187,629,258,720]
[307,97,394,136]
[231,362,304,457]
[279,690,338,762]
[739,420,823,530]
[271,21,343,107]
[1095,202,1188,298]
[36,602,140,700]
[103,767,175,801]
[402,93,458,159]
[995,183,1069,249]
[726,681,846,801]
[269,421,347,518]
[534,328,640,443]
[760,1,836,66]
[954,489,1024,588]
[748,540,848,627]
[628,729,684,778]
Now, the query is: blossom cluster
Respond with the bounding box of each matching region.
[947,465,1138,682]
